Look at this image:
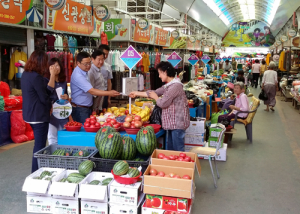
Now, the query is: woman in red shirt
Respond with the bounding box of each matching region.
[129,61,190,151]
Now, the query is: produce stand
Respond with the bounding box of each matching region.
[57,128,166,147]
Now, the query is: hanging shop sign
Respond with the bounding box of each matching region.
[120,45,142,70]
[188,54,199,66]
[222,56,228,61]
[171,30,180,39]
[201,55,211,64]
[292,37,300,47]
[167,52,182,67]
[137,18,149,31]
[104,19,130,41]
[207,41,212,47]
[154,27,169,46]
[189,36,196,43]
[202,40,207,46]
[215,56,222,63]
[227,56,232,61]
[0,0,33,25]
[288,29,297,38]
[45,0,94,35]
[195,40,201,50]
[280,35,288,42]
[94,5,110,22]
[45,0,66,10]
[132,20,154,44]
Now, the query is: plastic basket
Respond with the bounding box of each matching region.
[90,150,150,173]
[34,145,97,170]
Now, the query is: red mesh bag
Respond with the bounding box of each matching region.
[25,122,34,141]
[0,81,10,98]
[4,96,22,111]
[10,110,28,143]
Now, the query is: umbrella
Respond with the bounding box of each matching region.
[26,6,43,23]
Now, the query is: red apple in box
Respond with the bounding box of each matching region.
[179,153,186,158]
[184,156,191,162]
[158,153,165,159]
[163,156,170,160]
[169,155,175,160]
[158,171,165,177]
[182,175,191,180]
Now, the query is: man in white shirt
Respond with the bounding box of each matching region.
[251,59,261,88]
[99,44,113,109]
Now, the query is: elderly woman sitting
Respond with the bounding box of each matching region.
[218,82,249,124]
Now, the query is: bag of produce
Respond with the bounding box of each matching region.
[10,110,28,143]
[149,105,162,125]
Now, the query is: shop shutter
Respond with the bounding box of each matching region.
[0,26,27,46]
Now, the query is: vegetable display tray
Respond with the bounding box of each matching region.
[34,145,97,170]
[90,150,150,173]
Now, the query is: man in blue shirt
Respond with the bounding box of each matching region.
[71,52,120,123]
[206,60,212,75]
[99,44,113,109]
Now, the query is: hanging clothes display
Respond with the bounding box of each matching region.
[278,50,286,71]
[54,35,63,51]
[8,49,27,80]
[46,34,56,51]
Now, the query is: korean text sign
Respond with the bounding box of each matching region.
[104,19,130,41]
[155,27,169,46]
[133,24,153,44]
[0,0,32,24]
[52,0,94,35]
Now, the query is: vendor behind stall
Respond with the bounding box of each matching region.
[218,82,249,124]
[129,61,190,151]
[206,60,212,75]
[224,60,232,74]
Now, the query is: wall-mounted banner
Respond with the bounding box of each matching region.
[288,29,297,38]
[0,0,34,25]
[138,18,149,30]
[104,19,130,41]
[154,27,169,46]
[132,19,154,44]
[94,5,110,21]
[171,30,180,39]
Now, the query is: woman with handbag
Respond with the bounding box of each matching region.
[262,61,278,112]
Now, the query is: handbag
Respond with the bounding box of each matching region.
[259,89,268,101]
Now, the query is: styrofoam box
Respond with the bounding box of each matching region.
[185,118,206,134]
[184,131,206,146]
[22,168,66,197]
[202,143,227,162]
[49,170,88,200]
[109,194,145,214]
[79,172,113,203]
[81,200,108,214]
[109,179,142,206]
[52,198,80,214]
[26,195,53,214]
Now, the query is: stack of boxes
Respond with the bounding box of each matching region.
[184,117,206,152]
[206,124,227,161]
[142,149,201,214]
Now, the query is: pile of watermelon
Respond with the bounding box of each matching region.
[95,126,157,160]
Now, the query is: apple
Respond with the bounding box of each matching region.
[163,156,170,160]
[184,156,191,162]
[190,160,195,162]
[134,121,143,128]
[85,118,91,123]
[84,122,90,127]
[150,173,157,176]
[110,119,117,125]
[113,124,120,129]
[174,175,181,179]
[92,111,97,115]
[158,153,165,159]
[90,119,96,125]
[123,122,130,128]
[169,173,176,178]
[174,155,179,159]
[125,110,129,115]
[179,153,186,158]
[169,155,175,160]
[104,123,113,127]
[106,118,112,123]
[125,116,133,123]
[130,124,136,129]
[95,123,100,127]
[90,115,96,120]
[156,174,163,177]
[134,115,142,121]
[182,175,191,180]
[150,169,157,175]
[90,125,95,128]
[131,121,135,125]
[158,171,165,177]
[178,157,184,161]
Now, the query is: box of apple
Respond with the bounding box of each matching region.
[157,152,194,162]
[122,115,143,129]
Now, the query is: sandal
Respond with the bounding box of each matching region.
[264,109,269,112]
[270,107,275,111]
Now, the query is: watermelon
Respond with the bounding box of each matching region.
[67,173,85,183]
[95,127,115,148]
[89,180,101,185]
[59,178,68,182]
[101,178,113,186]
[99,132,122,159]
[78,160,94,176]
[113,160,129,175]
[121,136,136,160]
[128,168,140,177]
[40,171,52,179]
[136,127,157,156]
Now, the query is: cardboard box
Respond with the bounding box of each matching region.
[109,194,145,214]
[144,195,190,212]
[109,179,142,206]
[208,135,224,148]
[203,143,227,161]
[22,168,66,196]
[26,195,52,213]
[185,118,206,134]
[184,132,206,146]
[81,200,108,214]
[143,165,196,199]
[209,124,223,138]
[151,149,201,177]
[184,144,203,153]
[49,170,88,200]
[142,199,192,214]
[52,198,80,214]
[79,172,113,203]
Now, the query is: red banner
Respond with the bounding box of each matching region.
[133,25,153,43]
[0,0,32,24]
[155,27,169,46]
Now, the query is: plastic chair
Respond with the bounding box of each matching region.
[190,124,226,188]
[230,96,260,143]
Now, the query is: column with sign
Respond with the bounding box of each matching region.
[215,55,222,77]
[120,45,142,114]
[187,54,199,79]
[201,55,211,76]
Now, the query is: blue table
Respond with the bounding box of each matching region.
[58,127,166,147]
[189,107,197,117]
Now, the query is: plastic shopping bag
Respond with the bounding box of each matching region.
[149,105,162,125]
[259,90,268,101]
[10,110,28,143]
